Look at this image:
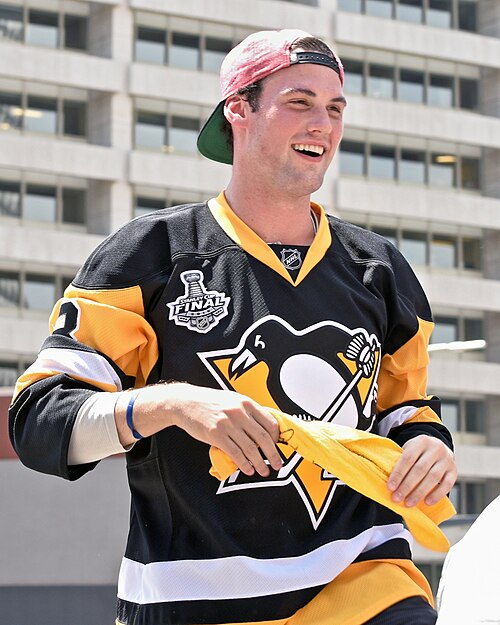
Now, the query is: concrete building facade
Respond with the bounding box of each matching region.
[0,0,499,622]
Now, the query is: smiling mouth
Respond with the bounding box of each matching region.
[292,143,325,157]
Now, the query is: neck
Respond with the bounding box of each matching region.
[225,180,316,246]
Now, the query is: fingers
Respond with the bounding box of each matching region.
[387,435,457,508]
[227,402,283,477]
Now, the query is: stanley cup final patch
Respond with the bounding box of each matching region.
[167,270,230,334]
[280,248,302,271]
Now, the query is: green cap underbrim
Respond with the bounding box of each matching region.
[196,101,233,165]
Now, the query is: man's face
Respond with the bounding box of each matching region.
[236,61,346,198]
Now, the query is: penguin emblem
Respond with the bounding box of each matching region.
[199,315,381,528]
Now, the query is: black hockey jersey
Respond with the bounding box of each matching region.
[9,193,453,625]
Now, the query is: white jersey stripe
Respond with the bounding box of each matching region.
[377,405,419,437]
[25,347,123,392]
[117,523,412,604]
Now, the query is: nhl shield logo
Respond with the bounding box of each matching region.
[280,248,302,271]
[167,270,230,334]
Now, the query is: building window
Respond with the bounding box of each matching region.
[135,111,167,150]
[341,55,477,113]
[24,184,57,222]
[0,4,23,42]
[372,226,397,246]
[134,18,234,75]
[428,74,455,107]
[0,176,87,225]
[63,100,86,137]
[27,9,58,48]
[450,481,486,515]
[430,234,456,268]
[0,270,20,307]
[23,273,56,311]
[361,222,482,273]
[398,69,425,103]
[461,157,480,190]
[458,0,477,31]
[2,5,88,51]
[133,187,206,219]
[0,180,20,217]
[440,397,486,434]
[367,64,394,99]
[464,399,485,433]
[62,188,86,224]
[441,399,459,431]
[338,0,363,10]
[366,0,393,18]
[462,237,482,270]
[429,153,455,187]
[25,95,57,134]
[400,230,427,265]
[202,36,232,73]
[399,149,426,184]
[369,145,396,179]
[338,0,477,32]
[135,102,204,155]
[432,316,459,343]
[340,141,365,176]
[0,360,18,386]
[343,59,364,95]
[0,91,22,131]
[340,137,480,192]
[459,78,479,111]
[464,317,483,341]
[397,0,423,23]
[0,90,87,138]
[427,0,452,27]
[135,196,165,218]
[135,26,166,64]
[169,115,199,153]
[64,14,86,51]
[170,31,199,70]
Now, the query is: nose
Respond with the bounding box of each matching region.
[306,105,332,134]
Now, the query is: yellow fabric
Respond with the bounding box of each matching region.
[208,192,332,287]
[210,409,455,552]
[376,317,435,414]
[219,560,432,625]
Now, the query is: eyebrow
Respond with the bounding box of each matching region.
[281,87,347,106]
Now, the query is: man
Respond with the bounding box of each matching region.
[9,29,457,625]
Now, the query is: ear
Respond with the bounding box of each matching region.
[224,95,250,128]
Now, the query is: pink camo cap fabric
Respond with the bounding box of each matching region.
[220,29,343,99]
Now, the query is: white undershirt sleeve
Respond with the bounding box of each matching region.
[68,392,134,465]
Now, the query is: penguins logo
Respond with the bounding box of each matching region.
[199,315,381,528]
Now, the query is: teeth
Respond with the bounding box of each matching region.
[293,144,325,155]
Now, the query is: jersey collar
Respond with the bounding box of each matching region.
[208,191,332,286]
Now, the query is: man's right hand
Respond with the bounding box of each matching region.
[115,383,283,477]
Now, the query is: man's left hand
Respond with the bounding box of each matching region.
[387,435,458,508]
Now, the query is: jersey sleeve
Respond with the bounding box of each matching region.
[8,221,162,480]
[375,245,452,450]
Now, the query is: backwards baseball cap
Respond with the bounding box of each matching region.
[196,29,344,165]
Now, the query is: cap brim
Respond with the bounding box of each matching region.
[197,101,233,165]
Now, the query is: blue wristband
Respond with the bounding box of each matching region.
[126,391,143,440]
